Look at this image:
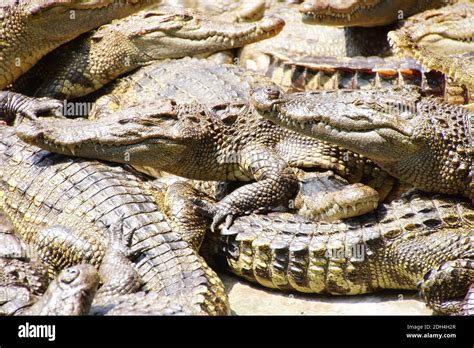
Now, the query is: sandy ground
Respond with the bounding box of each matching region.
[220,272,431,315]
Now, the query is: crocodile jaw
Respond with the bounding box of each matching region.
[250,86,418,163]
[131,14,285,59]
[300,0,401,27]
[15,115,188,169]
[0,0,157,89]
[387,3,474,88]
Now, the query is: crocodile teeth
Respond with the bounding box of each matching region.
[68,145,76,156]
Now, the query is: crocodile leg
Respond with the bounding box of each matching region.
[193,143,300,231]
[0,91,63,125]
[95,222,143,297]
[34,221,156,297]
[154,181,213,250]
[419,260,474,315]
[34,226,104,277]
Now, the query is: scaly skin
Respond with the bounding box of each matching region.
[240,2,470,105]
[0,216,50,315]
[91,291,207,315]
[14,217,213,315]
[388,2,474,90]
[13,59,399,227]
[240,3,392,73]
[162,0,267,22]
[16,93,397,230]
[463,284,474,315]
[87,57,272,117]
[257,55,472,105]
[0,0,158,90]
[13,7,284,99]
[0,126,229,315]
[250,84,474,201]
[0,258,50,315]
[18,264,99,315]
[0,91,63,125]
[300,0,456,27]
[217,191,474,315]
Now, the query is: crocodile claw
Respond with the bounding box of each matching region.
[16,98,64,124]
[209,211,236,233]
[190,197,235,232]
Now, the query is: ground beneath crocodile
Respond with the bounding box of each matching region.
[220,272,431,315]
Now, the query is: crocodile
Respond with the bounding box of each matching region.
[18,264,99,315]
[0,257,50,315]
[216,190,474,315]
[0,126,229,315]
[239,3,472,105]
[0,0,160,122]
[387,2,474,94]
[250,84,474,201]
[162,0,267,22]
[12,7,285,99]
[0,0,158,90]
[239,3,393,73]
[14,223,209,315]
[0,213,51,315]
[256,55,473,105]
[16,88,399,230]
[299,0,457,27]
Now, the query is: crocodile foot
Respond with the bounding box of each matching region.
[419,259,474,315]
[97,221,144,296]
[0,92,63,125]
[191,198,236,233]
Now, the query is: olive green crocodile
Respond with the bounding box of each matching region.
[15,58,399,227]
[216,191,474,315]
[0,125,229,315]
[251,84,474,201]
[388,1,474,102]
[0,0,157,90]
[300,0,457,27]
[239,3,393,73]
[0,0,159,123]
[12,7,284,99]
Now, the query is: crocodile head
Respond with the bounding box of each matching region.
[16,99,197,170]
[299,0,451,27]
[29,263,99,315]
[114,7,285,59]
[388,2,474,88]
[6,0,150,41]
[0,0,157,88]
[251,84,474,199]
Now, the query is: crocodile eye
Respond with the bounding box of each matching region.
[61,268,80,284]
[265,87,280,100]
